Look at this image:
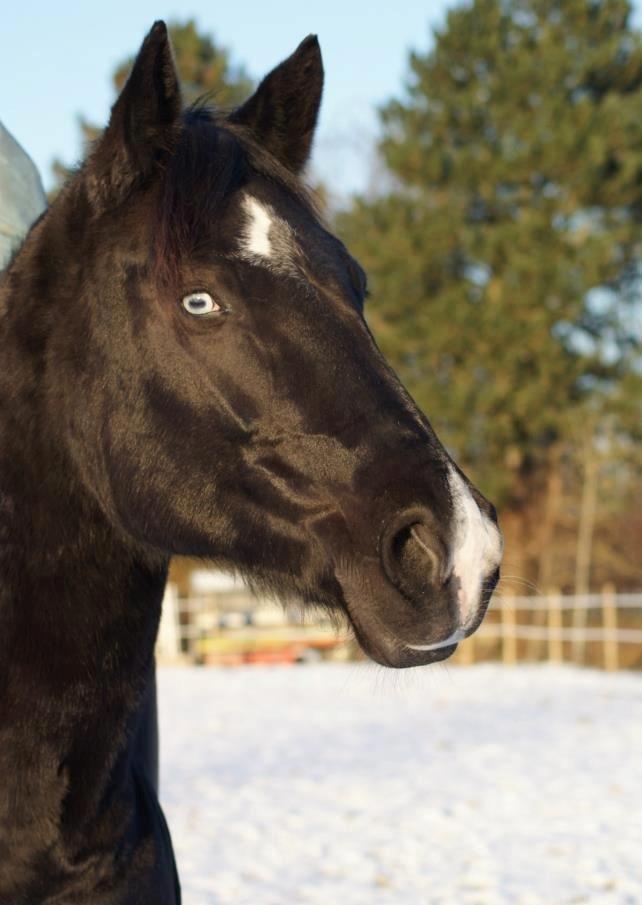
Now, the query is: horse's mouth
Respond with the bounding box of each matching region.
[339,567,499,669]
[338,580,461,669]
[349,616,459,668]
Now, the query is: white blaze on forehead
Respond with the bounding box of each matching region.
[241,195,273,259]
[448,466,503,629]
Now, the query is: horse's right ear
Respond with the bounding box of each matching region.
[229,35,323,174]
[86,21,182,208]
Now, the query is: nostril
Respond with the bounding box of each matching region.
[381,510,447,608]
[399,523,439,577]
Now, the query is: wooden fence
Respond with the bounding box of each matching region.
[456,587,642,670]
[158,582,642,670]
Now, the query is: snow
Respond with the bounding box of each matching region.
[158,664,642,905]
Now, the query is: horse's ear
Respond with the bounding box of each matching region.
[87,21,181,206]
[229,35,323,174]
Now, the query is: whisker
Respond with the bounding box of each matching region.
[495,574,543,594]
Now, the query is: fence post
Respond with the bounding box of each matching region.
[502,597,517,666]
[571,592,588,666]
[602,583,618,672]
[458,633,475,666]
[548,589,563,662]
[156,582,182,663]
[527,593,545,662]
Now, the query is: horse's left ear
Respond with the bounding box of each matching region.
[87,21,182,206]
[229,35,323,174]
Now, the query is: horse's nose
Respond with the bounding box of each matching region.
[380,507,450,608]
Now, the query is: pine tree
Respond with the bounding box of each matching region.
[337,0,642,519]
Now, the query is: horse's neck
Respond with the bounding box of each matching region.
[0,270,166,680]
[0,218,167,669]
[0,243,168,887]
[0,379,167,720]
[0,331,166,709]
[0,472,166,681]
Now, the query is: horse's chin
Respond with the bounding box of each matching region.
[334,561,500,669]
[336,577,459,669]
[351,618,459,669]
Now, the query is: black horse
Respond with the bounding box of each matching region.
[0,22,502,903]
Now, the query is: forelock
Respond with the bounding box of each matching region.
[153,109,248,286]
[152,104,322,287]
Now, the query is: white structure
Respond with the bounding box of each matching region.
[0,122,46,269]
[156,583,182,662]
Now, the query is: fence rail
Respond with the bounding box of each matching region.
[457,586,642,670]
[157,581,642,670]
[487,593,642,610]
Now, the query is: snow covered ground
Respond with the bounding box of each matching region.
[158,664,642,905]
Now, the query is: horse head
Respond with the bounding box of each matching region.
[35,23,502,667]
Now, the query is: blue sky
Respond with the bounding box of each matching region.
[0,0,453,198]
[2,1,641,199]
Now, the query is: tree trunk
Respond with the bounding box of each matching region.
[572,436,599,662]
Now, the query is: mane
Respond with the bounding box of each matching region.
[153,105,320,287]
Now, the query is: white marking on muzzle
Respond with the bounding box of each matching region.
[407,470,502,654]
[447,466,503,629]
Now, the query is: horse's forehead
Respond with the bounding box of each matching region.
[242,197,273,258]
[234,190,348,291]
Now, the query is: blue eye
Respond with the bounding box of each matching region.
[182,292,220,316]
